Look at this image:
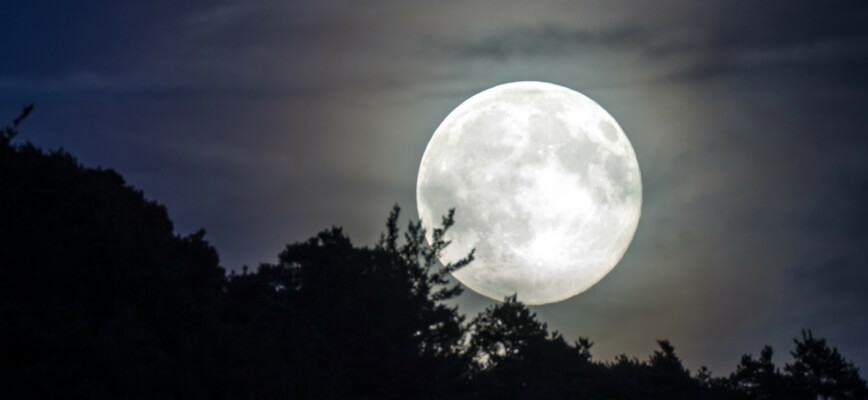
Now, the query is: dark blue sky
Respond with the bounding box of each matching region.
[4,1,868,373]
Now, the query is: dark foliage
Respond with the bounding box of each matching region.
[1,106,228,398]
[2,107,866,399]
[785,331,868,400]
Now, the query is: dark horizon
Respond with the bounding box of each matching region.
[4,0,868,377]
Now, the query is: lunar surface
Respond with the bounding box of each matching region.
[416,81,642,305]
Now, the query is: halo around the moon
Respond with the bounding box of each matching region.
[416,81,641,305]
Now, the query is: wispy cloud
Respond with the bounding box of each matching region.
[449,24,649,59]
[443,5,868,84]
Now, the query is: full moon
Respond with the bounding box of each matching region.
[416,81,642,305]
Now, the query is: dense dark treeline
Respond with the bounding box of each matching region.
[1,107,866,399]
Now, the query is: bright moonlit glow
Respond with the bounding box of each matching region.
[416,81,642,305]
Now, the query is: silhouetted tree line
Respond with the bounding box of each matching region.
[2,106,866,399]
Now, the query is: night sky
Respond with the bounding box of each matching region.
[4,1,868,374]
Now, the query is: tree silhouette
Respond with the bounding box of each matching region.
[730,345,797,399]
[785,330,867,400]
[1,106,229,397]
[221,206,475,398]
[469,294,549,370]
[466,295,592,399]
[2,107,866,399]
